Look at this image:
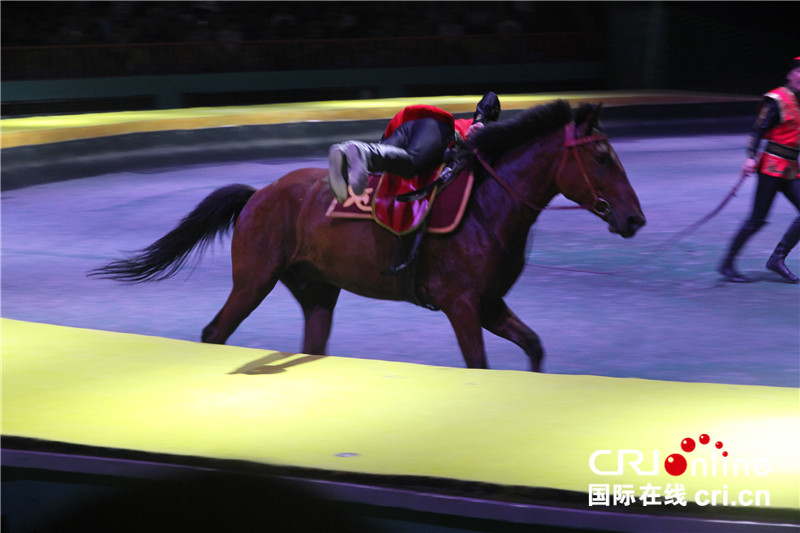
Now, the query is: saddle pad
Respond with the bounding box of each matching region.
[326,167,473,236]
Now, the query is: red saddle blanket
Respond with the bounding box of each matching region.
[326,166,474,236]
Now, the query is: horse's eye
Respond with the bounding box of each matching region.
[594,153,611,165]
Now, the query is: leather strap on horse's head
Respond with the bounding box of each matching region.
[555,122,611,217]
[473,122,611,216]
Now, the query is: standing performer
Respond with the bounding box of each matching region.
[327,92,501,203]
[719,57,800,283]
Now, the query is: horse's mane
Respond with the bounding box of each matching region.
[469,99,585,160]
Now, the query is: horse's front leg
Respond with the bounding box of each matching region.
[443,297,489,369]
[481,298,544,372]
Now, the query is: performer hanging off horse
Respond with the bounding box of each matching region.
[89,98,646,371]
[327,91,501,275]
[327,91,501,203]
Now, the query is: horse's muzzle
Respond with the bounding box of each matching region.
[608,212,646,239]
[619,214,646,238]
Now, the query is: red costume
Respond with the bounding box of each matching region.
[382,104,475,147]
[383,104,455,139]
[758,86,800,179]
[328,92,500,206]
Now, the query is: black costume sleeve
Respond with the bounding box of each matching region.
[746,97,781,159]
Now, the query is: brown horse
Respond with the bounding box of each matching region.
[90,100,645,371]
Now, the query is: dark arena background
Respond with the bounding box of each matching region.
[2,2,798,532]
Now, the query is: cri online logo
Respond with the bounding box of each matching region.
[589,433,771,477]
[665,433,724,476]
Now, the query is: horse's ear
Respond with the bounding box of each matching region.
[593,102,604,127]
[577,102,604,134]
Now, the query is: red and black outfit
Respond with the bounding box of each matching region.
[327,92,500,203]
[377,104,460,180]
[720,81,800,283]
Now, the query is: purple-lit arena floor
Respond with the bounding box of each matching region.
[2,134,798,387]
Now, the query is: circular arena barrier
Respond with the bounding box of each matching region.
[3,319,798,532]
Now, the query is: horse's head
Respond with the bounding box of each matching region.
[555,104,646,238]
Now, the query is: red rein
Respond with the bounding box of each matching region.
[474,122,610,216]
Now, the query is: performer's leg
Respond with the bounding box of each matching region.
[389,118,453,174]
[327,140,416,201]
[719,220,767,281]
[344,118,451,196]
[345,141,416,195]
[328,118,453,201]
[782,177,800,212]
[719,175,776,282]
[327,143,350,202]
[765,179,800,283]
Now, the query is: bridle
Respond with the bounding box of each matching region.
[557,122,611,216]
[473,122,611,216]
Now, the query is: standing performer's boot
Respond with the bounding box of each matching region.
[718,220,764,282]
[766,217,800,283]
[327,141,416,202]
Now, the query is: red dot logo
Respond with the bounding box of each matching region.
[665,433,730,476]
[665,453,687,476]
[714,441,728,457]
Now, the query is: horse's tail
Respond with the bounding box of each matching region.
[89,184,257,283]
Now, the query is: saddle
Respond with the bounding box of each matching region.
[326,159,473,310]
[325,164,474,236]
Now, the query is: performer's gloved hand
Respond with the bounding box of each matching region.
[466,121,484,138]
[742,157,758,177]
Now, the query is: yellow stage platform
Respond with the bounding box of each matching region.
[2,318,798,518]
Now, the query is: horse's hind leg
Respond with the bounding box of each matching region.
[202,237,282,344]
[283,275,341,355]
[202,279,276,344]
[481,298,544,372]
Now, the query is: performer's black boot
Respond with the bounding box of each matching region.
[765,217,800,283]
[345,141,416,195]
[327,141,416,202]
[718,220,764,282]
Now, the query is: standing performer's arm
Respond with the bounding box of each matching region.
[743,98,781,176]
